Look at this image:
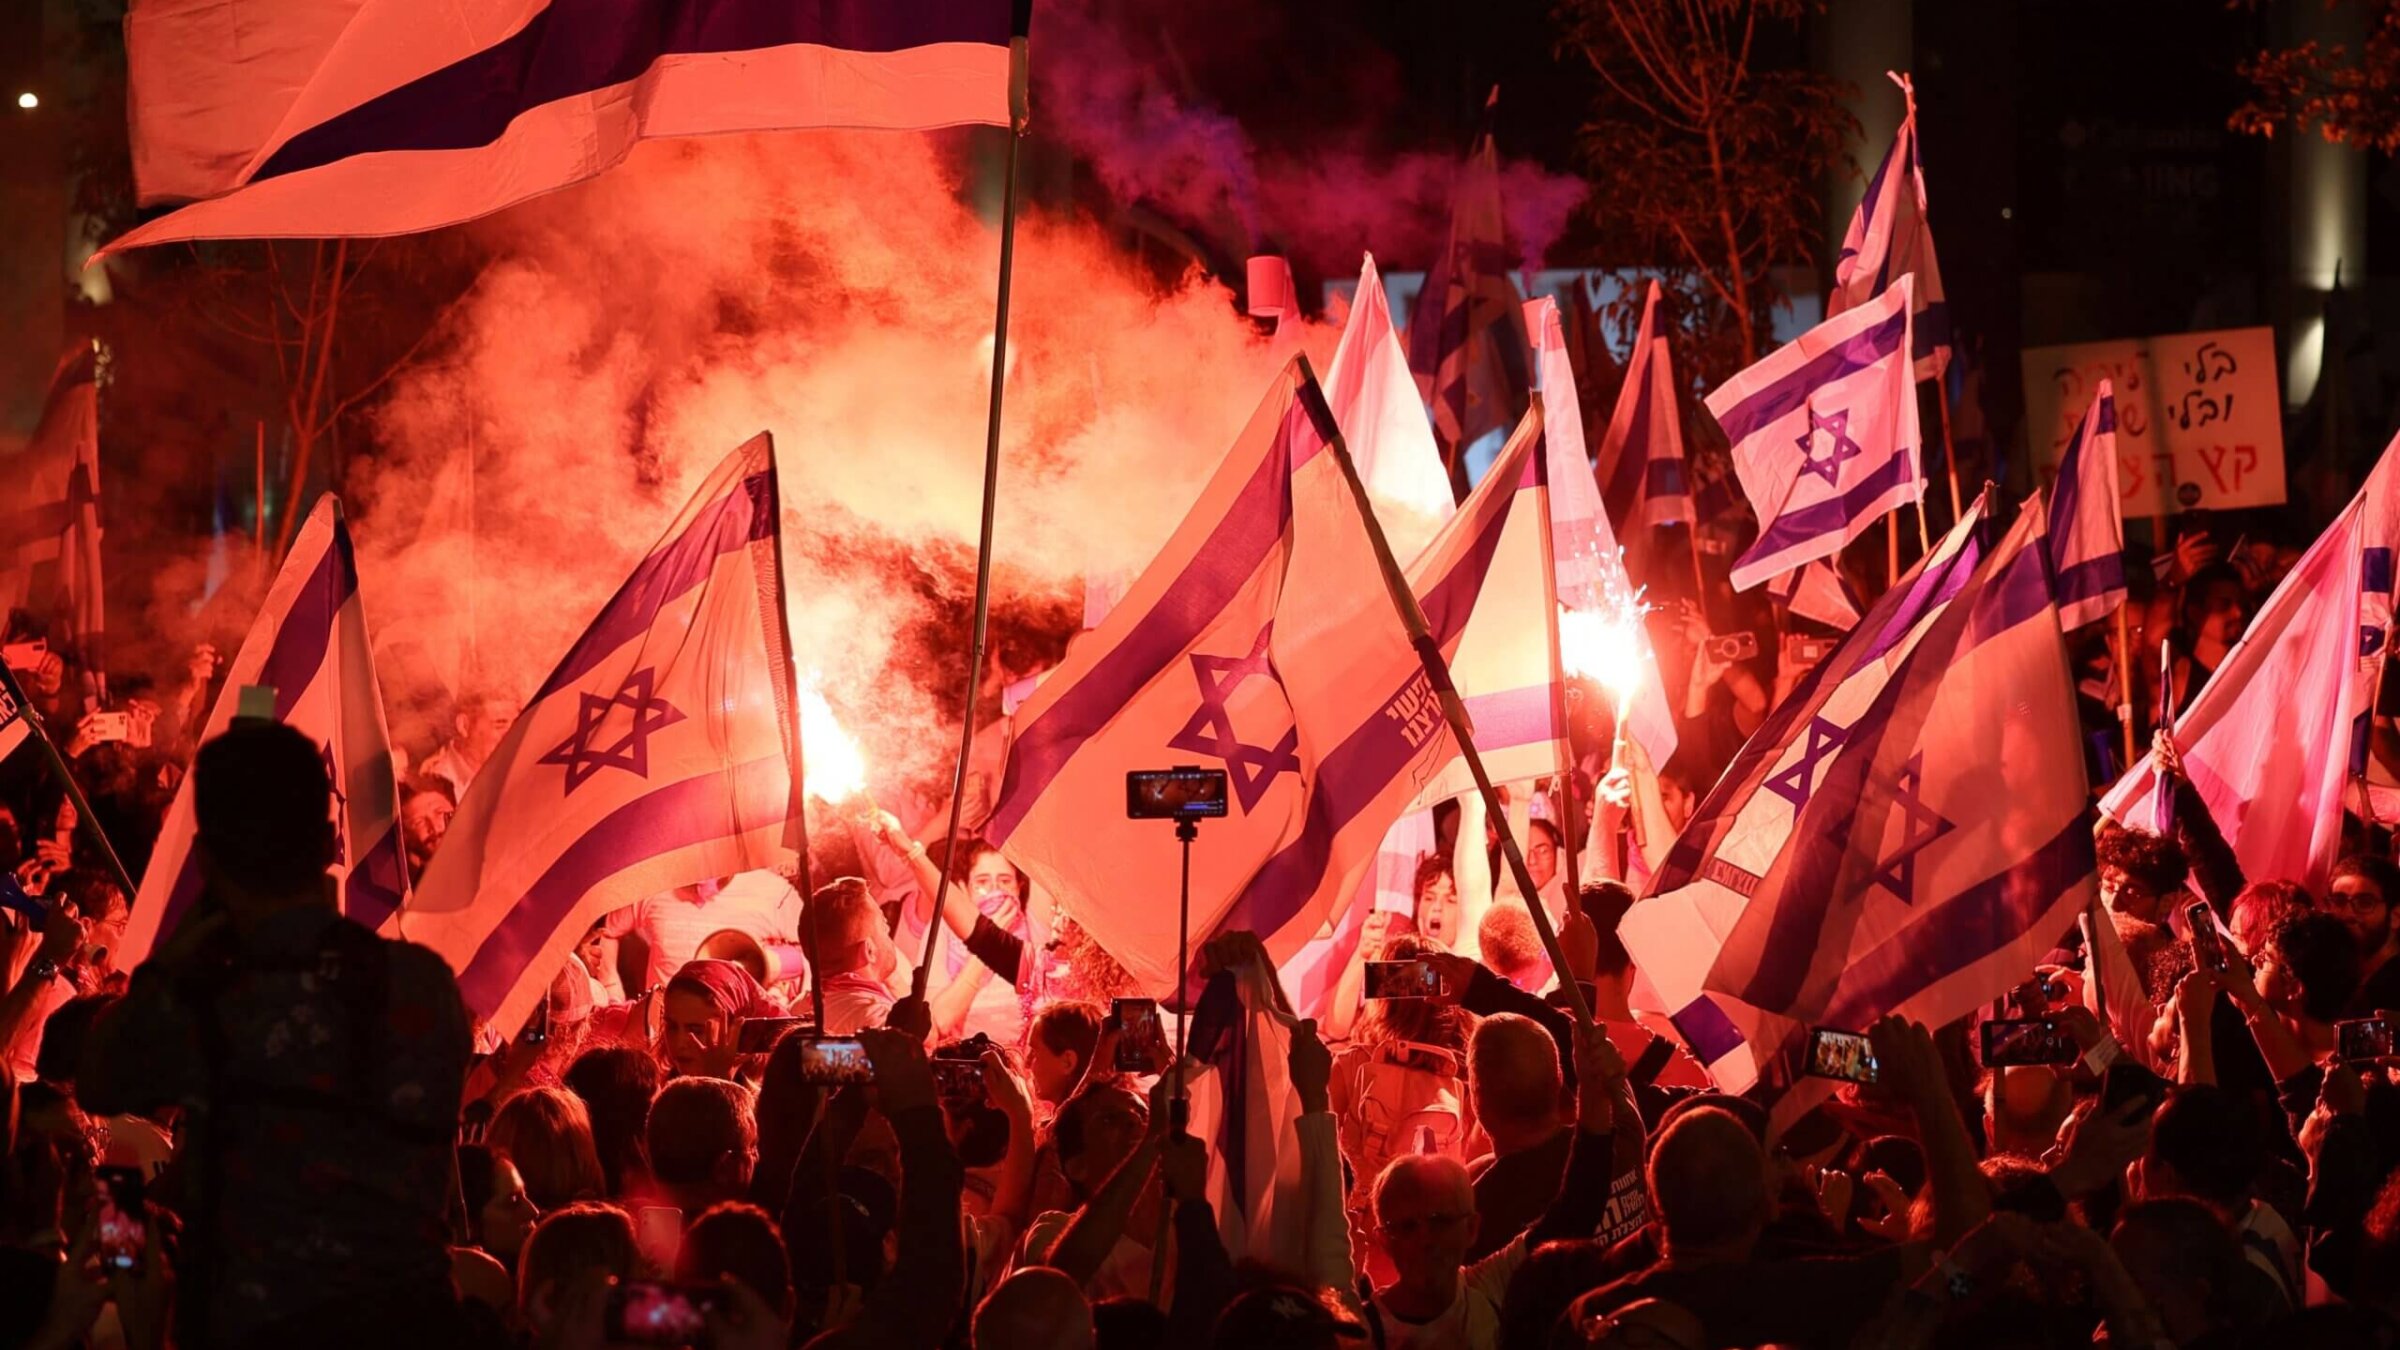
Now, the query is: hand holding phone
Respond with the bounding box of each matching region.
[1363,959,1445,1000]
[795,1034,874,1085]
[95,1166,146,1273]
[1112,998,1166,1074]
[1979,1016,2077,1068]
[2338,1016,2394,1063]
[736,1016,802,1054]
[2186,901,2230,973]
[1804,1027,1879,1085]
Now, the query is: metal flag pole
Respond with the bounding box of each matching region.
[917,20,1032,998]
[1294,358,1593,1026]
[758,436,825,1031]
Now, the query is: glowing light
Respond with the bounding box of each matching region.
[1559,603,1650,710]
[799,680,868,802]
[15,93,36,110]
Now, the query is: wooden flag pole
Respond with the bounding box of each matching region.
[1295,358,1593,1026]
[917,39,1030,997]
[1886,513,1901,592]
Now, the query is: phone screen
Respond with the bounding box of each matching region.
[95,1166,144,1272]
[2187,901,2229,972]
[1112,998,1164,1073]
[1803,1028,1878,1085]
[1363,959,1443,1000]
[931,1057,987,1101]
[607,1281,727,1345]
[1980,1016,2076,1067]
[796,1035,874,1085]
[2339,1016,2394,1063]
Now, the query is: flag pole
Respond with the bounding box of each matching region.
[2113,604,2139,773]
[1295,358,1593,1027]
[0,662,138,901]
[1936,382,1964,523]
[759,438,826,1032]
[917,26,1031,998]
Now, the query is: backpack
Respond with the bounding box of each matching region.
[1339,1039,1469,1203]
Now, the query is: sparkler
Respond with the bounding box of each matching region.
[1557,555,1654,771]
[798,678,869,804]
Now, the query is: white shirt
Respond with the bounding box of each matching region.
[606,871,802,992]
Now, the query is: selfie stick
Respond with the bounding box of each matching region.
[0,660,140,901]
[1295,360,1594,1026]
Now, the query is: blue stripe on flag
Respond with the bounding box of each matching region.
[1818,817,2095,1029]
[538,470,777,701]
[992,428,1296,838]
[1714,310,1911,448]
[155,536,355,929]
[2055,554,2127,610]
[455,754,789,1009]
[2366,547,2394,596]
[257,0,1020,183]
[1670,995,1744,1065]
[1737,452,1916,569]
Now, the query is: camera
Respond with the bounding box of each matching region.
[1126,767,1230,820]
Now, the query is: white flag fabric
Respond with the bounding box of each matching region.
[2047,381,2128,632]
[109,0,1021,253]
[405,436,803,1033]
[1768,560,1864,632]
[1708,277,1923,592]
[1531,294,1677,775]
[2102,436,2400,895]
[120,497,408,967]
[1622,495,2093,1102]
[1326,255,1456,564]
[1830,72,1951,381]
[990,362,1486,995]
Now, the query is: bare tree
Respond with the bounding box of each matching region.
[1554,0,1853,382]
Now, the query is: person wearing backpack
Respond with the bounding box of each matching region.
[80,720,480,1350]
[1328,935,1478,1284]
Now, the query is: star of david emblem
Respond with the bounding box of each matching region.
[320,741,349,865]
[1764,716,1849,813]
[538,668,687,795]
[1872,753,1955,903]
[1165,625,1300,813]
[1796,407,1862,487]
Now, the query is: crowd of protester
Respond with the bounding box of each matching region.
[2,508,2400,1350]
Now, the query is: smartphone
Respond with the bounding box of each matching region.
[931,1057,987,1101]
[1803,1027,1879,1085]
[736,1016,802,1054]
[1980,1016,2077,1067]
[82,711,131,743]
[2186,901,2229,973]
[94,1166,144,1273]
[0,873,43,922]
[0,640,45,672]
[1112,997,1165,1073]
[1363,959,1445,1000]
[633,1206,683,1275]
[1785,636,1838,666]
[2338,1016,2395,1063]
[2101,1062,2169,1119]
[1706,632,1761,664]
[1125,767,1231,820]
[2010,973,2066,1017]
[794,1034,874,1085]
[606,1279,726,1346]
